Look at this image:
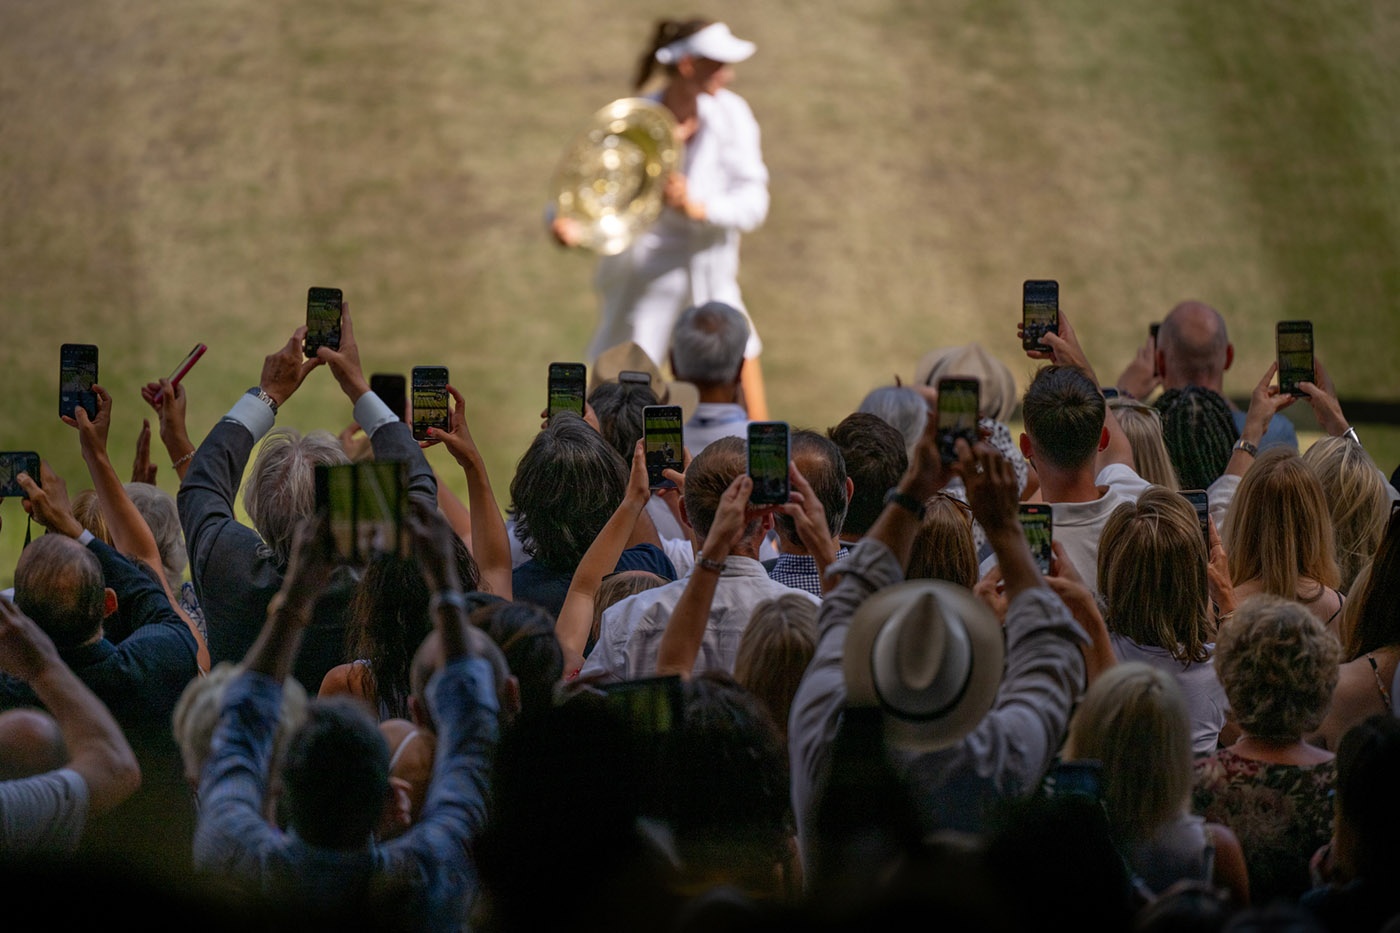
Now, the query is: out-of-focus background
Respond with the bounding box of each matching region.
[3,1,1398,586]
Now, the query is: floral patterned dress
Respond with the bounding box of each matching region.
[1191,746,1336,905]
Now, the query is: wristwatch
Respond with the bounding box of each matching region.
[1233,438,1258,457]
[884,488,927,520]
[246,386,279,415]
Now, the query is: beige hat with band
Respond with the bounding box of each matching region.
[843,578,1006,753]
[591,340,700,422]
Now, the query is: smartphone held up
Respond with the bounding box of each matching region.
[315,460,409,566]
[936,377,980,465]
[1018,503,1053,575]
[1275,320,1314,398]
[1022,279,1059,352]
[547,362,587,419]
[0,452,41,499]
[59,343,99,420]
[643,405,684,489]
[746,421,790,506]
[305,286,344,359]
[411,366,450,442]
[153,342,207,404]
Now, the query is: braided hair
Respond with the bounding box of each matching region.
[1154,386,1239,490]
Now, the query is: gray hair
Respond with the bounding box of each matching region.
[125,482,188,591]
[172,662,308,786]
[244,428,349,566]
[858,385,927,459]
[669,301,749,385]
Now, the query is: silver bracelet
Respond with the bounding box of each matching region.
[429,590,468,612]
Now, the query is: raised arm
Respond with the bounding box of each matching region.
[556,440,650,677]
[423,385,511,598]
[141,377,197,483]
[0,597,140,819]
[655,471,754,678]
[242,512,338,681]
[69,388,209,671]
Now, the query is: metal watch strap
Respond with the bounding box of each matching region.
[247,386,279,415]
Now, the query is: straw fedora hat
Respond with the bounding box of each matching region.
[591,340,700,421]
[913,343,1020,424]
[843,579,1006,753]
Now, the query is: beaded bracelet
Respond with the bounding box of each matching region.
[696,553,726,574]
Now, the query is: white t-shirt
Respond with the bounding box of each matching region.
[0,768,89,854]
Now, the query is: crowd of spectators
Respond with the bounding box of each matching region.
[2,293,1399,933]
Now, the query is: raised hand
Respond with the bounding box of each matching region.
[316,301,370,403]
[260,325,322,408]
[132,419,158,484]
[65,385,113,458]
[17,461,83,538]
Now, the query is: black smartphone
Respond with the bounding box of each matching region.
[936,377,980,465]
[1022,279,1059,352]
[547,362,587,419]
[1182,488,1211,552]
[1149,322,1162,378]
[305,286,344,359]
[370,373,408,423]
[0,452,41,499]
[1018,503,1053,574]
[315,460,409,565]
[1276,320,1314,398]
[599,674,684,737]
[619,370,652,387]
[1042,759,1104,802]
[747,421,791,506]
[410,365,450,442]
[643,404,685,490]
[59,343,99,420]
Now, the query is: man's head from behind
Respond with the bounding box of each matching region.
[681,436,764,546]
[245,428,350,567]
[774,430,849,549]
[669,302,749,389]
[1157,300,1233,391]
[510,414,628,572]
[14,534,110,649]
[1020,365,1106,473]
[827,412,908,539]
[280,696,391,849]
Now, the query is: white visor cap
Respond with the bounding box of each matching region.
[655,23,756,66]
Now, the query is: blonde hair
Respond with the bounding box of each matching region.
[172,662,308,786]
[733,594,818,742]
[1065,662,1193,843]
[1215,593,1341,739]
[1224,447,1341,597]
[1108,398,1178,491]
[71,489,112,545]
[908,494,978,588]
[591,570,667,651]
[1098,487,1213,664]
[1301,436,1389,595]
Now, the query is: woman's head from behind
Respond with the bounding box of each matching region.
[733,593,818,743]
[1108,397,1178,491]
[1215,593,1340,742]
[1154,386,1238,490]
[1064,661,1193,844]
[1224,447,1340,598]
[1098,487,1212,664]
[1300,436,1389,595]
[907,494,978,588]
[857,385,927,461]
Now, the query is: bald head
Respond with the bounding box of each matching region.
[0,708,68,780]
[1157,301,1233,391]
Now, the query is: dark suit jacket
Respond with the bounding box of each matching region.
[0,538,200,882]
[178,414,436,694]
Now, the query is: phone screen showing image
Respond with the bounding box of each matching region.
[1276,320,1314,397]
[371,373,408,423]
[411,366,450,442]
[643,404,684,489]
[600,674,684,738]
[0,452,41,499]
[1022,279,1059,352]
[316,460,409,565]
[305,286,344,359]
[937,377,980,464]
[547,362,587,419]
[59,343,99,419]
[1182,489,1211,553]
[747,421,790,506]
[1018,503,1053,574]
